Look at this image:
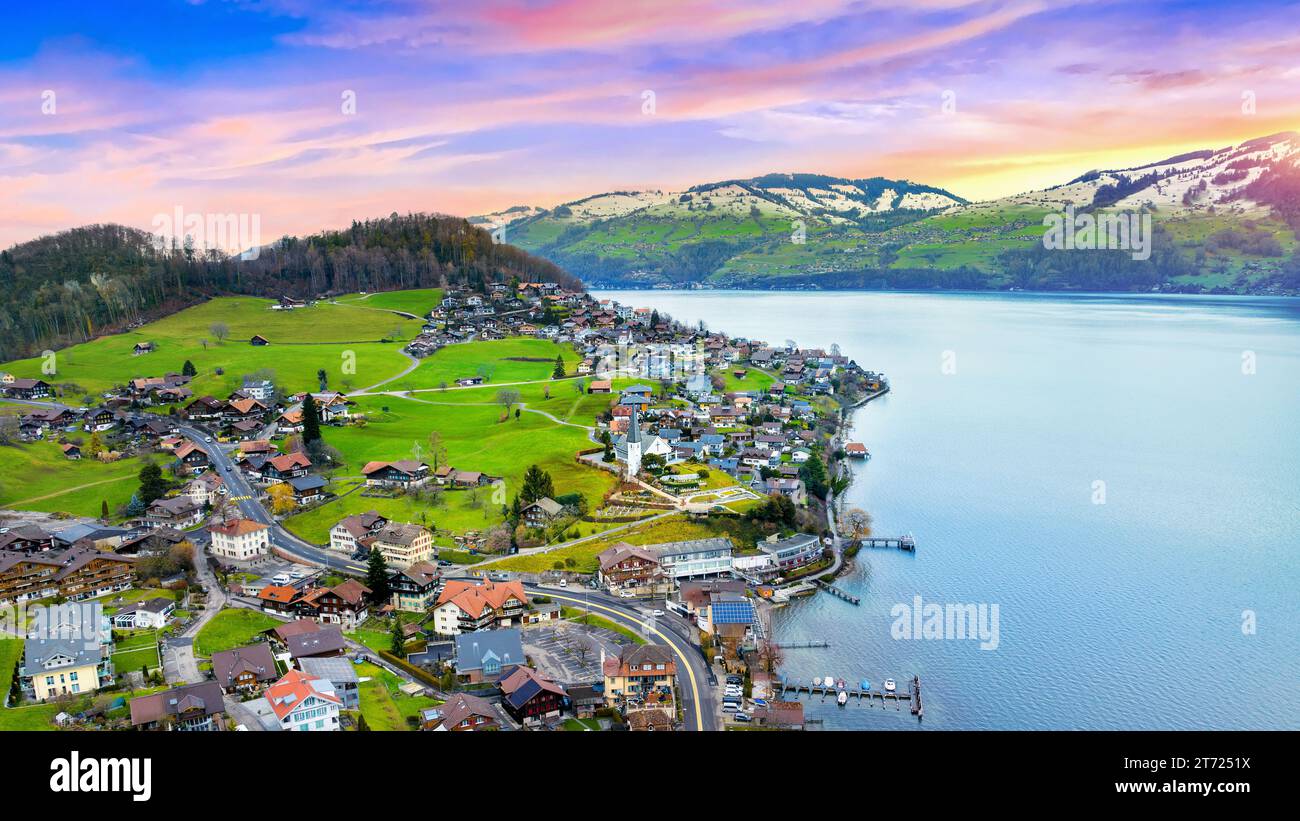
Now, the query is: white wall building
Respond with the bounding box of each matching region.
[207,519,270,561]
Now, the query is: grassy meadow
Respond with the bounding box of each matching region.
[0,442,148,518]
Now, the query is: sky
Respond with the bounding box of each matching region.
[1,0,1299,248]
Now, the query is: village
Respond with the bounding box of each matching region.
[0,282,891,733]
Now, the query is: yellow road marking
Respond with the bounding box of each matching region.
[544,590,705,731]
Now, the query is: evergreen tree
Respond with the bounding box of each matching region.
[520,465,554,505]
[182,359,197,377]
[138,462,168,505]
[317,368,329,391]
[100,499,109,520]
[390,619,407,658]
[365,547,391,603]
[301,393,322,444]
[552,354,566,379]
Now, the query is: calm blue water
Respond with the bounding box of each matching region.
[596,290,1300,729]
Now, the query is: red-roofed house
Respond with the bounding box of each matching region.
[432,579,528,636]
[263,669,341,731]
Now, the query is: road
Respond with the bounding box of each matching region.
[522,583,718,731]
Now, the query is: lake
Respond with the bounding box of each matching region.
[594,290,1300,729]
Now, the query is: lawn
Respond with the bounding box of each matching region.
[354,661,442,731]
[193,608,281,657]
[0,441,148,518]
[293,392,615,538]
[494,514,720,573]
[111,630,160,674]
[0,686,170,731]
[562,717,601,731]
[336,288,443,316]
[0,639,22,696]
[0,296,422,398]
[386,337,583,392]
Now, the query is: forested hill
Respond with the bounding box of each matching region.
[0,213,580,361]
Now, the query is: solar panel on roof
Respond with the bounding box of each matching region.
[712,600,754,624]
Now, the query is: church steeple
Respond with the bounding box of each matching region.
[624,407,643,478]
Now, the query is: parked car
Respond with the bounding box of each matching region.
[733,710,752,722]
[558,579,567,588]
[651,609,664,617]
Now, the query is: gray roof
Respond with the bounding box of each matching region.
[454,628,524,672]
[23,637,104,672]
[299,656,360,685]
[649,538,734,559]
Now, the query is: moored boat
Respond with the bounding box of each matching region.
[837,690,848,706]
[884,678,897,692]
[860,679,871,691]
[812,677,822,687]
[836,678,846,690]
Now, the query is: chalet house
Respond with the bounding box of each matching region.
[304,392,353,422]
[329,510,387,553]
[433,579,529,636]
[185,472,225,507]
[498,666,568,726]
[453,628,525,684]
[361,522,433,569]
[0,525,54,554]
[4,378,52,399]
[260,452,311,482]
[174,442,211,473]
[297,580,371,629]
[521,497,563,528]
[361,460,430,489]
[257,585,304,617]
[59,443,81,460]
[222,397,268,424]
[130,682,225,731]
[596,542,666,595]
[249,334,271,346]
[421,692,499,731]
[451,470,491,487]
[285,624,348,661]
[390,561,441,612]
[133,342,155,355]
[262,669,341,731]
[211,645,278,693]
[276,410,303,434]
[145,496,204,530]
[284,475,328,505]
[182,395,225,421]
[433,464,455,485]
[81,406,116,431]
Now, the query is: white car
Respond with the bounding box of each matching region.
[651,609,665,617]
[558,579,567,588]
[204,436,212,442]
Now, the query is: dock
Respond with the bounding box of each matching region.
[813,579,860,605]
[776,675,923,721]
[856,534,916,551]
[774,640,831,649]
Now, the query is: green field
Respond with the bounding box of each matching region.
[283,391,616,542]
[384,337,583,393]
[0,441,147,518]
[336,288,443,317]
[354,661,442,731]
[494,514,717,573]
[193,608,281,657]
[111,630,160,674]
[0,296,422,398]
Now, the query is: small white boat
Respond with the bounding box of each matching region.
[884,678,897,693]
[823,674,834,687]
[812,677,822,687]
[837,690,848,706]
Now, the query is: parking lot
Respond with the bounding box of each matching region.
[524,622,631,684]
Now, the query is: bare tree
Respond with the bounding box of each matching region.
[210,322,230,343]
[842,507,873,540]
[496,388,521,414]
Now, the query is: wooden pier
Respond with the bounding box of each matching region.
[813,579,860,605]
[857,534,916,551]
[776,675,923,721]
[774,640,832,649]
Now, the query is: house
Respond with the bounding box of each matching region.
[211,645,278,693]
[0,547,135,606]
[566,684,605,719]
[521,496,564,527]
[174,442,211,473]
[111,597,176,630]
[588,380,612,394]
[261,669,342,731]
[285,624,348,660]
[145,496,204,530]
[130,682,226,731]
[249,334,271,346]
[329,511,387,553]
[185,472,225,507]
[261,452,311,482]
[298,657,360,710]
[361,522,433,569]
[5,378,52,399]
[297,580,371,628]
[182,396,225,422]
[498,666,568,726]
[844,442,868,458]
[285,474,329,505]
[649,538,734,580]
[626,708,674,731]
[433,579,528,636]
[208,518,270,561]
[602,644,676,714]
[59,443,81,460]
[257,585,303,617]
[451,470,490,487]
[241,378,275,401]
[20,637,112,701]
[361,460,430,489]
[453,628,525,684]
[421,692,499,731]
[754,700,805,730]
[133,342,156,355]
[596,542,665,595]
[276,410,304,435]
[390,561,441,612]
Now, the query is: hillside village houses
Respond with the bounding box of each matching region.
[361,522,434,569]
[208,518,270,561]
